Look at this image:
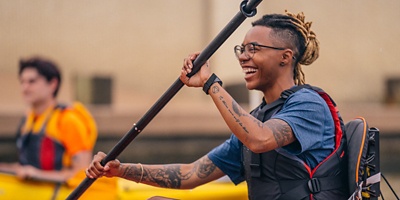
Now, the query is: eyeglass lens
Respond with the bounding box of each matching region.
[234,43,255,60]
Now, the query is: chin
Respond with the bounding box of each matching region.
[23,97,36,105]
[245,82,257,90]
[22,97,32,103]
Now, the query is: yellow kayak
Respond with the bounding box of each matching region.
[0,172,247,200]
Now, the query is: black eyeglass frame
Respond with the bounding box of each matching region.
[234,42,288,60]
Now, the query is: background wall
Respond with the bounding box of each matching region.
[1,0,400,133]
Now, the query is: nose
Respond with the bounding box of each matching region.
[238,52,249,64]
[20,80,31,91]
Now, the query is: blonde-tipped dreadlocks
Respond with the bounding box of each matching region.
[251,11,320,85]
[285,10,320,85]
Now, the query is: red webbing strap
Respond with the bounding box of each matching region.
[309,91,343,176]
[318,92,342,149]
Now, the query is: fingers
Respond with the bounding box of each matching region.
[85,152,123,179]
[180,53,196,85]
[103,159,121,177]
[182,52,201,75]
[180,51,213,88]
[96,151,107,159]
[182,56,193,75]
[15,165,36,180]
[15,166,26,180]
[86,163,103,179]
[86,151,106,179]
[180,69,190,85]
[104,159,120,171]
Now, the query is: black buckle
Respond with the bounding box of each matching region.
[308,178,321,194]
[249,164,261,177]
[280,90,294,99]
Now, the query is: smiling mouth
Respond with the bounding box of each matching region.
[243,67,258,76]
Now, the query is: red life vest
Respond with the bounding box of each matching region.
[17,107,65,170]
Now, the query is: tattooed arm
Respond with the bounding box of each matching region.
[180,53,296,154]
[207,83,296,153]
[86,152,225,189]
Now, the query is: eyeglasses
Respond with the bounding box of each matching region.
[234,42,286,60]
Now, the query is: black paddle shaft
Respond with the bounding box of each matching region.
[67,0,262,199]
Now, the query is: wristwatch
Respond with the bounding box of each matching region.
[203,73,223,95]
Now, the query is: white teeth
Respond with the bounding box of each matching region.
[242,68,258,74]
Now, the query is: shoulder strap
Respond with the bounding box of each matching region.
[252,84,310,121]
[36,105,65,136]
[56,103,68,111]
[16,116,27,139]
[16,116,27,151]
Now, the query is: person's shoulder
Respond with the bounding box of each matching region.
[288,87,323,102]
[56,107,84,125]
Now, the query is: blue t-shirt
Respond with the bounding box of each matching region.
[207,88,335,185]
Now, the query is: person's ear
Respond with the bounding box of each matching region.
[49,78,58,94]
[280,49,294,67]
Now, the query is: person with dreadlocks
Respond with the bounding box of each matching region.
[86,11,348,199]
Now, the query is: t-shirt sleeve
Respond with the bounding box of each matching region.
[207,134,245,185]
[59,111,92,156]
[272,89,335,156]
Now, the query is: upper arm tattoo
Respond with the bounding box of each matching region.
[265,119,294,147]
[194,156,217,179]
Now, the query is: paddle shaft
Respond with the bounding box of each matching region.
[67,0,262,199]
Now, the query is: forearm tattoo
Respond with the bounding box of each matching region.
[212,85,265,132]
[218,95,249,133]
[211,85,219,94]
[211,85,292,148]
[122,157,217,189]
[242,110,264,128]
[265,119,293,147]
[145,165,185,188]
[121,164,141,180]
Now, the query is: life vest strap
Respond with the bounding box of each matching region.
[278,175,344,200]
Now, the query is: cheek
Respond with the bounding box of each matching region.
[30,83,53,96]
[255,61,273,78]
[257,64,280,87]
[41,85,54,96]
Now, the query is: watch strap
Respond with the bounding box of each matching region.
[203,73,223,95]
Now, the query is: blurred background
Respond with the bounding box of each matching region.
[0,0,399,196]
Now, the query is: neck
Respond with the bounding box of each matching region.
[31,98,57,115]
[262,79,295,104]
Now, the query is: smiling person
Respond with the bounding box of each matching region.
[0,57,97,186]
[86,11,348,200]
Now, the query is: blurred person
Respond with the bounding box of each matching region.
[0,57,97,185]
[86,11,348,199]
